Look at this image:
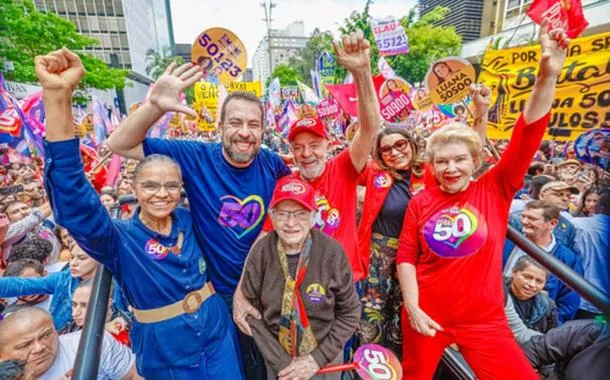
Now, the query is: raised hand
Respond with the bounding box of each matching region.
[470,83,491,116]
[148,63,203,118]
[34,48,85,93]
[539,18,570,80]
[332,30,371,75]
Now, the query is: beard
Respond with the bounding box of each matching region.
[297,161,326,181]
[223,135,260,164]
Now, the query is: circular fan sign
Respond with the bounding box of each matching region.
[191,27,247,85]
[425,57,476,105]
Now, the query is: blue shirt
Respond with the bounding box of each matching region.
[572,214,610,313]
[509,210,576,248]
[143,138,290,295]
[0,267,77,330]
[44,138,231,370]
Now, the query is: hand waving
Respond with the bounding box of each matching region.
[148,62,203,118]
[34,48,85,92]
[539,18,570,79]
[332,30,371,75]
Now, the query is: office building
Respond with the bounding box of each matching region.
[33,0,175,108]
[419,0,486,42]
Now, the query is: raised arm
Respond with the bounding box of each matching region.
[332,30,381,173]
[492,20,569,192]
[470,83,491,144]
[35,48,117,265]
[106,63,202,159]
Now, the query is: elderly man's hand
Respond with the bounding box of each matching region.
[332,30,371,75]
[232,286,261,336]
[278,354,320,380]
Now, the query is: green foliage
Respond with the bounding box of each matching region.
[0,0,128,89]
[145,46,184,79]
[273,1,461,86]
[267,63,303,87]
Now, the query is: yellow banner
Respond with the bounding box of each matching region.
[193,81,262,131]
[478,31,610,141]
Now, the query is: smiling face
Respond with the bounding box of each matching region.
[291,132,330,181]
[0,310,58,378]
[5,202,32,223]
[540,188,572,210]
[271,200,314,252]
[100,194,116,211]
[379,133,413,171]
[433,62,451,79]
[431,142,476,194]
[134,161,182,221]
[220,98,263,167]
[511,265,547,301]
[520,207,557,241]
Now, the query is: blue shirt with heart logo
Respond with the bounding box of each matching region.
[143,139,290,295]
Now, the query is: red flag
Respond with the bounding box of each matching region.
[325,75,385,118]
[527,0,588,38]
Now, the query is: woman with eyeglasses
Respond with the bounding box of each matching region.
[37,47,242,379]
[241,176,360,380]
[353,84,491,357]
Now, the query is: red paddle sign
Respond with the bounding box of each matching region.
[317,344,402,380]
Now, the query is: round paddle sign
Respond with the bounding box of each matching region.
[353,344,402,380]
[425,57,475,105]
[191,27,247,85]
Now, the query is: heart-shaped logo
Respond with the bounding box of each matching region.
[423,205,487,258]
[218,195,265,239]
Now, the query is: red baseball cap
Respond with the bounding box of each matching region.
[269,177,317,211]
[287,117,328,141]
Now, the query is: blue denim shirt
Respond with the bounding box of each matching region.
[0,267,78,330]
[43,138,231,371]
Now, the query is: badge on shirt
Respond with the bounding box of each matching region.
[145,238,169,260]
[313,195,341,235]
[306,283,326,304]
[422,203,488,258]
[373,172,392,189]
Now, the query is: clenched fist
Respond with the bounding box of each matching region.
[34,47,85,93]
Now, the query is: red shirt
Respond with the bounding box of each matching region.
[264,149,362,279]
[396,113,550,325]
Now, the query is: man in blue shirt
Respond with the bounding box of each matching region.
[37,47,242,379]
[107,58,289,379]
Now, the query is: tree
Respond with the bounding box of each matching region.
[266,64,303,88]
[145,46,184,80]
[0,0,128,90]
[287,28,335,85]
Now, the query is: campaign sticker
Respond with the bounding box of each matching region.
[145,239,169,260]
[306,283,326,304]
[373,172,392,189]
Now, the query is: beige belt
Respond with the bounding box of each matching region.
[132,282,215,324]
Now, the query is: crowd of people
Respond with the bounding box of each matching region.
[0,21,608,380]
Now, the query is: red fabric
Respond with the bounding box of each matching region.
[527,0,588,38]
[396,113,550,377]
[401,308,537,380]
[325,75,386,118]
[263,149,362,280]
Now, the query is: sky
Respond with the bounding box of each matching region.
[170,0,417,68]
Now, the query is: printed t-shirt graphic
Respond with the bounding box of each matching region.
[422,204,488,258]
[218,194,265,239]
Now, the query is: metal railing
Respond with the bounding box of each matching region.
[73,206,610,379]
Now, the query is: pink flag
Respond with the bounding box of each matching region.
[104,153,122,187]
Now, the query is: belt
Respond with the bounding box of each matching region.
[132,282,215,324]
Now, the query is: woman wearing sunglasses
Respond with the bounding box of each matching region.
[354,84,491,357]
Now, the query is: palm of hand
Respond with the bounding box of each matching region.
[149,75,182,111]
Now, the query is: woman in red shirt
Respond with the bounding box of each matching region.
[396,22,569,379]
[355,86,491,357]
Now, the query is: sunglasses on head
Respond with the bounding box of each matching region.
[379,139,410,157]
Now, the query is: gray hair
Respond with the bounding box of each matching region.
[133,154,182,181]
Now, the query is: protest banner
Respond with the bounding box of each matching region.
[316,98,340,119]
[411,87,434,111]
[371,16,409,57]
[479,31,610,141]
[193,80,262,131]
[191,27,247,85]
[378,77,413,122]
[425,57,476,105]
[318,51,336,89]
[281,86,300,102]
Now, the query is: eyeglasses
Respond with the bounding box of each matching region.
[137,181,182,195]
[379,139,410,157]
[272,209,311,222]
